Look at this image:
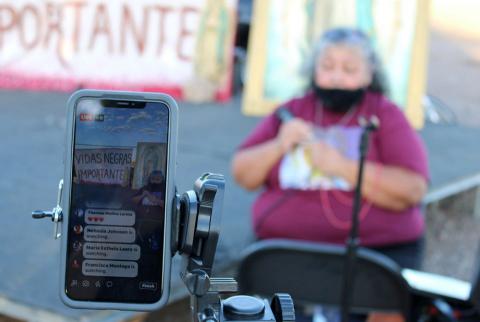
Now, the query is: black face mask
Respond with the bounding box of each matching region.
[314,85,366,113]
[148,183,163,191]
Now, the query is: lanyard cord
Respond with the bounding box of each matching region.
[254,190,295,234]
[319,162,382,230]
[320,189,372,230]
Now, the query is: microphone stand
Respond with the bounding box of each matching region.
[274,107,379,321]
[340,117,378,322]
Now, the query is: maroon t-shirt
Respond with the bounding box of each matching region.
[239,91,429,247]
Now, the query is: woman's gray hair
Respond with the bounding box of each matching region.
[305,27,388,94]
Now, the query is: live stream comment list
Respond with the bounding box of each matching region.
[81,209,139,278]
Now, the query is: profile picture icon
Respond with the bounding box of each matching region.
[147,233,160,251]
[72,259,81,269]
[73,225,83,235]
[73,241,83,252]
[75,209,84,218]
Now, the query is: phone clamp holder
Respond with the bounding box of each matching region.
[31,179,64,239]
[175,173,295,322]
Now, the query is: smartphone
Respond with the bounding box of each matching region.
[60,90,178,310]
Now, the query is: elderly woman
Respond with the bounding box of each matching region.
[232,28,429,322]
[132,170,165,207]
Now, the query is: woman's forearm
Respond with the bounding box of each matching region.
[231,139,284,190]
[339,160,428,211]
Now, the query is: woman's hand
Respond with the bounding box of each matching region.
[306,140,347,177]
[276,119,313,154]
[144,191,164,206]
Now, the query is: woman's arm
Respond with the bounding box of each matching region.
[131,190,147,205]
[231,138,283,190]
[232,119,313,191]
[339,159,428,211]
[308,141,427,211]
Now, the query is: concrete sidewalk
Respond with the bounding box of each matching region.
[1,90,480,321]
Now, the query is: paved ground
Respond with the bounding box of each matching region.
[0,21,479,322]
[427,30,480,127]
[421,24,480,283]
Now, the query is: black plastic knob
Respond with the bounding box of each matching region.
[271,293,295,322]
[223,295,265,318]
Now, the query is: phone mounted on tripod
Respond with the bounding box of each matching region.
[31,90,295,320]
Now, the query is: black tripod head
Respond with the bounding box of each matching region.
[173,173,295,322]
[174,173,224,276]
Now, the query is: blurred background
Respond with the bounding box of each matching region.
[0,0,479,321]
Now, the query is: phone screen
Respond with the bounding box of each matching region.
[66,98,169,303]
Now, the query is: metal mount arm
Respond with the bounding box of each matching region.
[32,179,64,239]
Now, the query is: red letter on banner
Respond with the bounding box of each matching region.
[19,5,42,50]
[177,7,198,61]
[121,5,149,54]
[0,5,17,48]
[152,5,172,56]
[89,4,113,53]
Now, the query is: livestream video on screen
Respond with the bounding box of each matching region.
[67,99,169,302]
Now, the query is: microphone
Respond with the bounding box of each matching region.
[275,106,294,123]
[358,115,380,131]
